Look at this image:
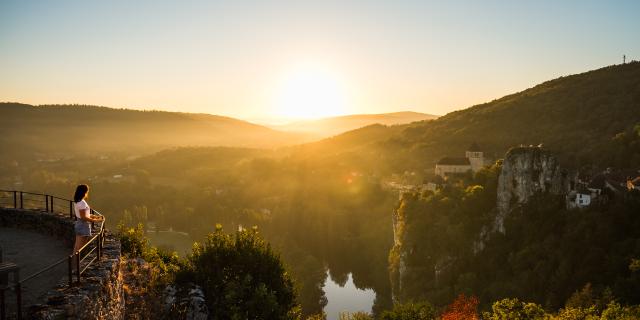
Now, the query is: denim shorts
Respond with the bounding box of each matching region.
[75,220,92,236]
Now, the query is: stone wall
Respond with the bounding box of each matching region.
[162,283,209,320]
[0,208,124,319]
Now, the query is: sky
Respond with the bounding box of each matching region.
[1,0,639,123]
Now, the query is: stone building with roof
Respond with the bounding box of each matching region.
[435,143,485,178]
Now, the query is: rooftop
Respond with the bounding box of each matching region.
[437,157,471,166]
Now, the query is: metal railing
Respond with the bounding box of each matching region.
[0,190,106,320]
[0,190,76,219]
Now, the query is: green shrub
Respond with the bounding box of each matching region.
[118,222,148,257]
[380,301,436,320]
[117,222,182,278]
[179,225,298,319]
[339,311,373,320]
[483,298,547,320]
[600,302,640,320]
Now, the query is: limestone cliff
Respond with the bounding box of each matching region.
[389,193,449,303]
[389,199,407,302]
[495,146,570,232]
[388,146,574,304]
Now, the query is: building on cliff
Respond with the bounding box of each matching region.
[566,189,592,209]
[565,174,612,209]
[435,143,486,178]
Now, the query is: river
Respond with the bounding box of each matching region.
[147,228,194,256]
[323,271,376,320]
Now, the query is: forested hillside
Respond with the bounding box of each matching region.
[375,62,640,172]
[272,111,438,138]
[0,103,305,158]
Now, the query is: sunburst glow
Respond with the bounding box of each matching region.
[272,64,349,120]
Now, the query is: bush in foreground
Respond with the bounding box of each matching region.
[179,225,298,319]
[380,301,436,320]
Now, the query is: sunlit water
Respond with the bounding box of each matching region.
[146,229,193,256]
[323,272,376,320]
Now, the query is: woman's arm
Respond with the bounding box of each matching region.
[79,209,104,222]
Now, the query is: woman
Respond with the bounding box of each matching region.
[72,184,103,257]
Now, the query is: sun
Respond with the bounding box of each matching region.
[272,64,349,120]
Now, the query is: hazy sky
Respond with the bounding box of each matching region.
[1,0,639,123]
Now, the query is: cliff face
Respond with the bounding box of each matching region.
[389,201,408,302]
[495,146,570,232]
[389,146,572,303]
[389,193,449,303]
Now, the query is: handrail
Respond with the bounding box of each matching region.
[0,190,107,320]
[0,189,77,219]
[70,210,105,284]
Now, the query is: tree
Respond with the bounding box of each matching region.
[180,225,298,319]
[482,298,547,320]
[565,283,595,309]
[380,301,436,320]
[118,222,147,257]
[599,301,640,320]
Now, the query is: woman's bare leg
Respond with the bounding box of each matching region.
[73,235,90,272]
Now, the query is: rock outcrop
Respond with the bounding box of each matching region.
[495,146,570,232]
[162,283,209,320]
[389,199,408,302]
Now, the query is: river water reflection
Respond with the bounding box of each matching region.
[323,271,376,320]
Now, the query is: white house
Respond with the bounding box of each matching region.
[575,193,591,207]
[566,190,592,209]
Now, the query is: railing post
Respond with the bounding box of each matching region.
[97,233,101,260]
[13,191,17,209]
[68,255,73,287]
[75,252,80,283]
[45,195,49,212]
[19,192,23,209]
[100,229,104,257]
[15,283,21,320]
[69,201,73,219]
[1,287,5,320]
[50,196,54,213]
